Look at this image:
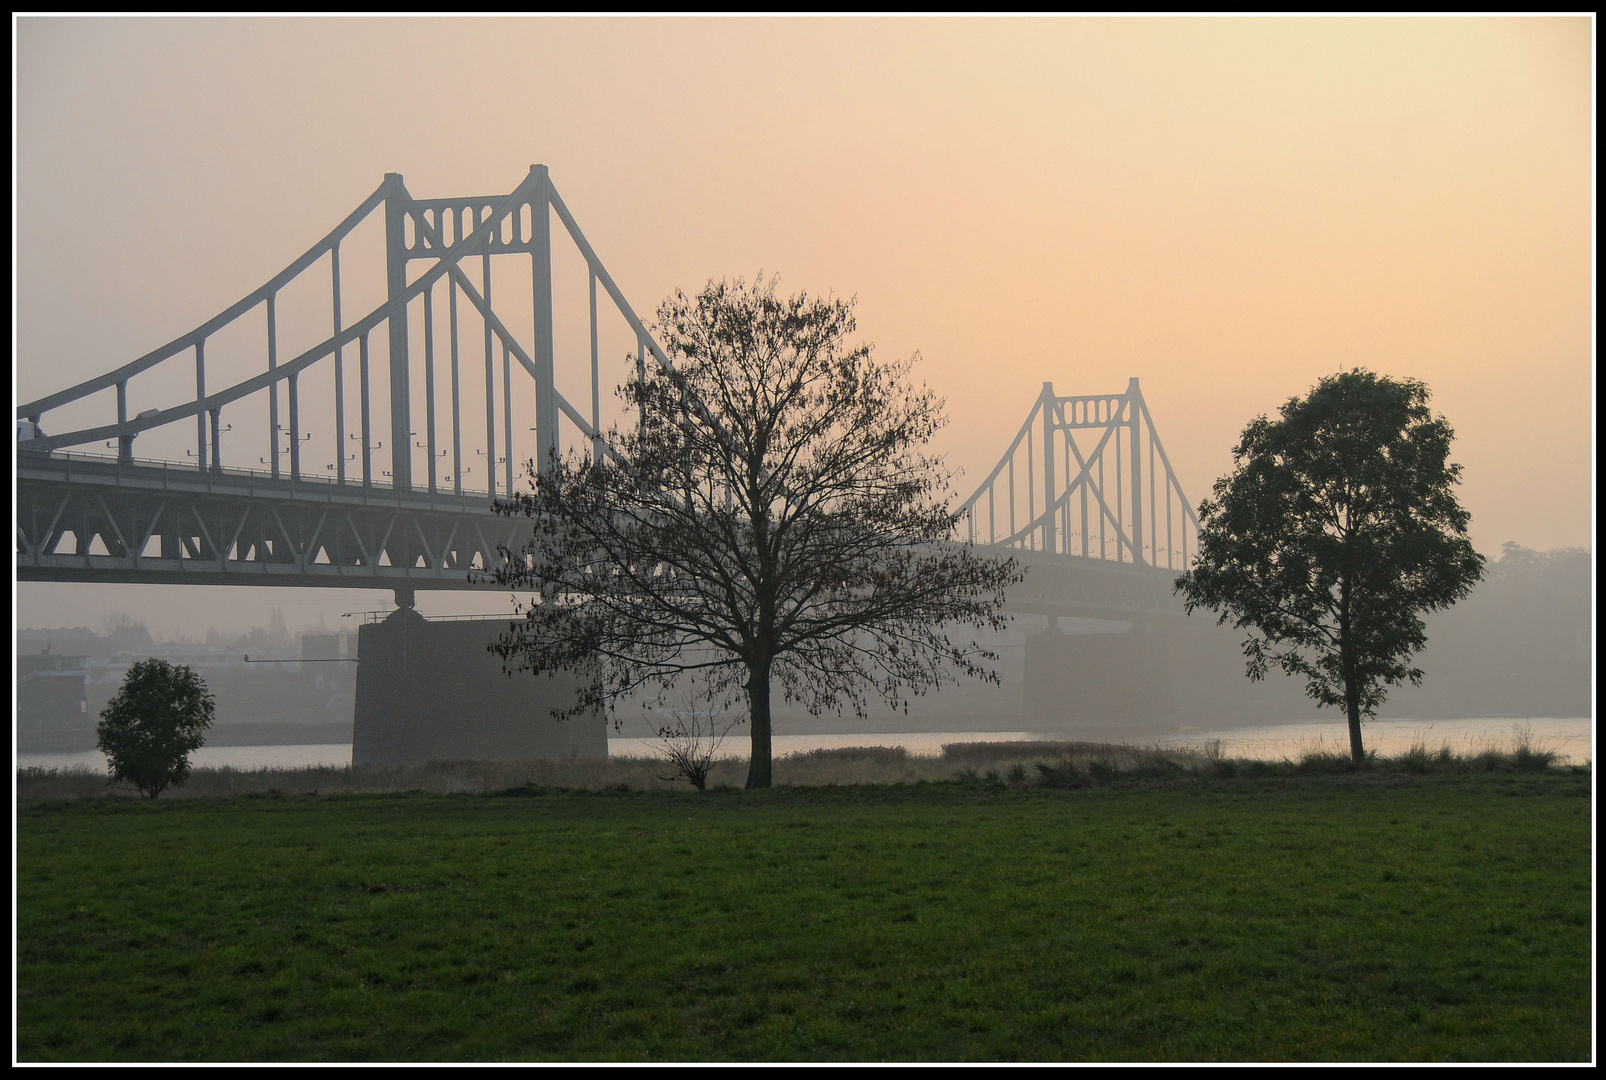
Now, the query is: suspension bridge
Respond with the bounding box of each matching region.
[15,166,1200,622]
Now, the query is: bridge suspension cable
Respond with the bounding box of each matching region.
[16,165,681,499]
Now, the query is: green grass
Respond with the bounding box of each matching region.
[18,772,1592,1062]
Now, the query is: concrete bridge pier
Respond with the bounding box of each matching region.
[352,595,606,766]
[1023,618,1179,739]
[1022,614,1336,739]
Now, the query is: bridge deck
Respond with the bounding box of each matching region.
[17,451,1189,619]
[17,451,520,591]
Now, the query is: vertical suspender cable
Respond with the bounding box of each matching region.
[424,281,437,495]
[449,279,462,496]
[1026,429,1035,551]
[1008,456,1016,541]
[482,251,496,500]
[1149,425,1157,568]
[195,341,207,473]
[1114,411,1123,562]
[267,295,279,478]
[359,332,372,488]
[589,268,601,463]
[502,339,514,496]
[636,336,647,444]
[333,245,346,485]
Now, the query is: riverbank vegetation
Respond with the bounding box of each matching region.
[16,730,1581,800]
[17,764,1590,1061]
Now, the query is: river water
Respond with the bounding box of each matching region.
[1153,716,1593,765]
[15,716,1592,773]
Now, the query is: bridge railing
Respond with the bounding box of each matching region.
[17,447,503,503]
[954,379,1202,570]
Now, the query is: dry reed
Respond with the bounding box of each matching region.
[16,731,1579,801]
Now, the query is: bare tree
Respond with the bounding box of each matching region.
[643,700,744,792]
[98,611,141,636]
[487,278,1021,788]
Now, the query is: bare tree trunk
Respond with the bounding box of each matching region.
[744,658,773,789]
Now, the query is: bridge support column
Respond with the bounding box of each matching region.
[1023,619,1177,737]
[353,612,606,766]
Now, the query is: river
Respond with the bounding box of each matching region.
[14,716,1592,773]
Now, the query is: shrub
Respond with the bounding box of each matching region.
[95,659,215,799]
[645,707,742,792]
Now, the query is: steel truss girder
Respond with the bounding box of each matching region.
[16,455,1184,618]
[15,457,524,591]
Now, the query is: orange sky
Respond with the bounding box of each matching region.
[14,16,1595,635]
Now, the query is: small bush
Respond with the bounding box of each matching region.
[1126,757,1191,783]
[95,659,215,799]
[1510,722,1560,773]
[1400,742,1433,775]
[1033,760,1087,790]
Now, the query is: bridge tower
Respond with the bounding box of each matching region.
[957,377,1198,571]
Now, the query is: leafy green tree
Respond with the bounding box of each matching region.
[1175,370,1485,763]
[488,278,1021,788]
[95,658,216,798]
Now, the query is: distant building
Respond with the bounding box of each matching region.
[16,627,102,656]
[18,652,93,752]
[16,626,356,750]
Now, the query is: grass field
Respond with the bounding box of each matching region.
[17,770,1592,1062]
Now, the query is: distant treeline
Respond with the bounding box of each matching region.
[1389,543,1591,719]
[1025,543,1591,733]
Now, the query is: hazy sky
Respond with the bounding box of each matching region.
[14,16,1595,638]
